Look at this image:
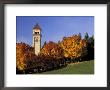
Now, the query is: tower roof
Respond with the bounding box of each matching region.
[33,23,41,30]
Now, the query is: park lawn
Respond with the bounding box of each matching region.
[39,60,94,74]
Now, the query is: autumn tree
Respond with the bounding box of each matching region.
[60,34,88,62]
[16,42,35,73]
[41,41,64,58]
[41,41,65,68]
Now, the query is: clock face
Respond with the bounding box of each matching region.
[35,37,38,42]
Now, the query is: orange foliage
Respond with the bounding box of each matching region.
[16,42,35,71]
[41,41,63,59]
[60,35,87,59]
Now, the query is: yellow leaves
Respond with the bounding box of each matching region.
[16,42,35,71]
[41,41,63,59]
[64,53,68,58]
[60,35,87,59]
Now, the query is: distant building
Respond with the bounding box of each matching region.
[32,24,41,55]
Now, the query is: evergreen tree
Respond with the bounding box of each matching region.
[84,32,89,40]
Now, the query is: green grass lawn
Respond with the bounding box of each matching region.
[39,60,94,74]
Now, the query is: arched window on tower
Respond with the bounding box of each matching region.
[35,32,39,34]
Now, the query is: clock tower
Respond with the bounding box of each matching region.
[32,24,41,55]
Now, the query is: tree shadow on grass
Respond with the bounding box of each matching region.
[37,64,68,74]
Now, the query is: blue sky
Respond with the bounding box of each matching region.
[16,16,94,47]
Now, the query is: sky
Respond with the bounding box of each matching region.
[16,16,94,47]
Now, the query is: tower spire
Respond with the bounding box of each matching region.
[33,23,41,30]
